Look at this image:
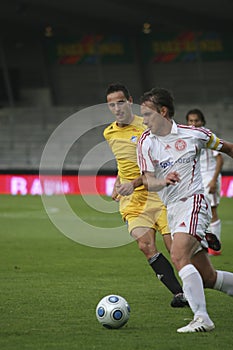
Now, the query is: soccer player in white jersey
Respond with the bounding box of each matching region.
[186,109,223,255]
[116,87,233,333]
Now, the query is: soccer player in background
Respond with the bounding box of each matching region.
[103,82,187,307]
[117,87,233,333]
[185,108,223,255]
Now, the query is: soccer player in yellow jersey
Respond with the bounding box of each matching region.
[104,83,188,307]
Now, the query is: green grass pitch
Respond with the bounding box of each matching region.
[0,195,233,350]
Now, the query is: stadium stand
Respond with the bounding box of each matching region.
[0,104,232,173]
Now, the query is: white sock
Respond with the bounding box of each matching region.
[179,264,212,323]
[214,270,233,296]
[210,219,221,241]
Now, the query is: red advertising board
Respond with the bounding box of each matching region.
[0,174,116,196]
[0,174,232,197]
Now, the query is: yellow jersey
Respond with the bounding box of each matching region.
[103,115,146,186]
[104,115,169,234]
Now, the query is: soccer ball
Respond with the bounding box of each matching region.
[96,294,130,329]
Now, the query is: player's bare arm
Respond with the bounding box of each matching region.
[116,176,143,196]
[112,175,121,201]
[208,154,224,194]
[220,140,233,158]
[142,171,180,192]
[117,171,180,196]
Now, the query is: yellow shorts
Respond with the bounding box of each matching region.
[119,189,170,235]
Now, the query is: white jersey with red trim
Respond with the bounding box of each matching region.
[198,126,221,175]
[137,121,223,206]
[200,148,220,174]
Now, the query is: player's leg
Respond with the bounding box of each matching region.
[191,248,217,287]
[210,207,221,240]
[171,232,214,333]
[168,197,214,332]
[155,205,172,253]
[156,208,188,307]
[131,226,157,259]
[162,233,172,252]
[122,190,187,307]
[206,179,222,255]
[206,230,221,252]
[208,206,222,255]
[130,226,185,305]
[192,249,233,295]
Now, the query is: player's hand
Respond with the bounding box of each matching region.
[116,183,134,196]
[165,172,180,186]
[111,189,121,202]
[112,194,121,202]
[207,179,217,194]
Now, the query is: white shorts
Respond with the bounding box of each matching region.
[202,174,221,207]
[167,194,211,248]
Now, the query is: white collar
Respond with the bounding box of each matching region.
[149,120,177,138]
[170,120,178,134]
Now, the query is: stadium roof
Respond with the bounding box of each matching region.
[0,0,233,39]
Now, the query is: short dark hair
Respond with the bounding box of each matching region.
[105,83,131,100]
[140,87,175,118]
[185,108,206,126]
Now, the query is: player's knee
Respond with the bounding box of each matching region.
[137,240,149,253]
[170,252,185,271]
[137,240,155,258]
[170,251,178,266]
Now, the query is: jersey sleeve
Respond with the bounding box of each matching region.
[195,127,223,152]
[205,132,223,151]
[137,131,155,173]
[212,150,220,157]
[103,126,109,141]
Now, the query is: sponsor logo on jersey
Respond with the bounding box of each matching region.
[160,157,191,169]
[130,136,138,143]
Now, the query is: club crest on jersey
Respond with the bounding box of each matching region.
[130,136,138,143]
[175,139,187,151]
